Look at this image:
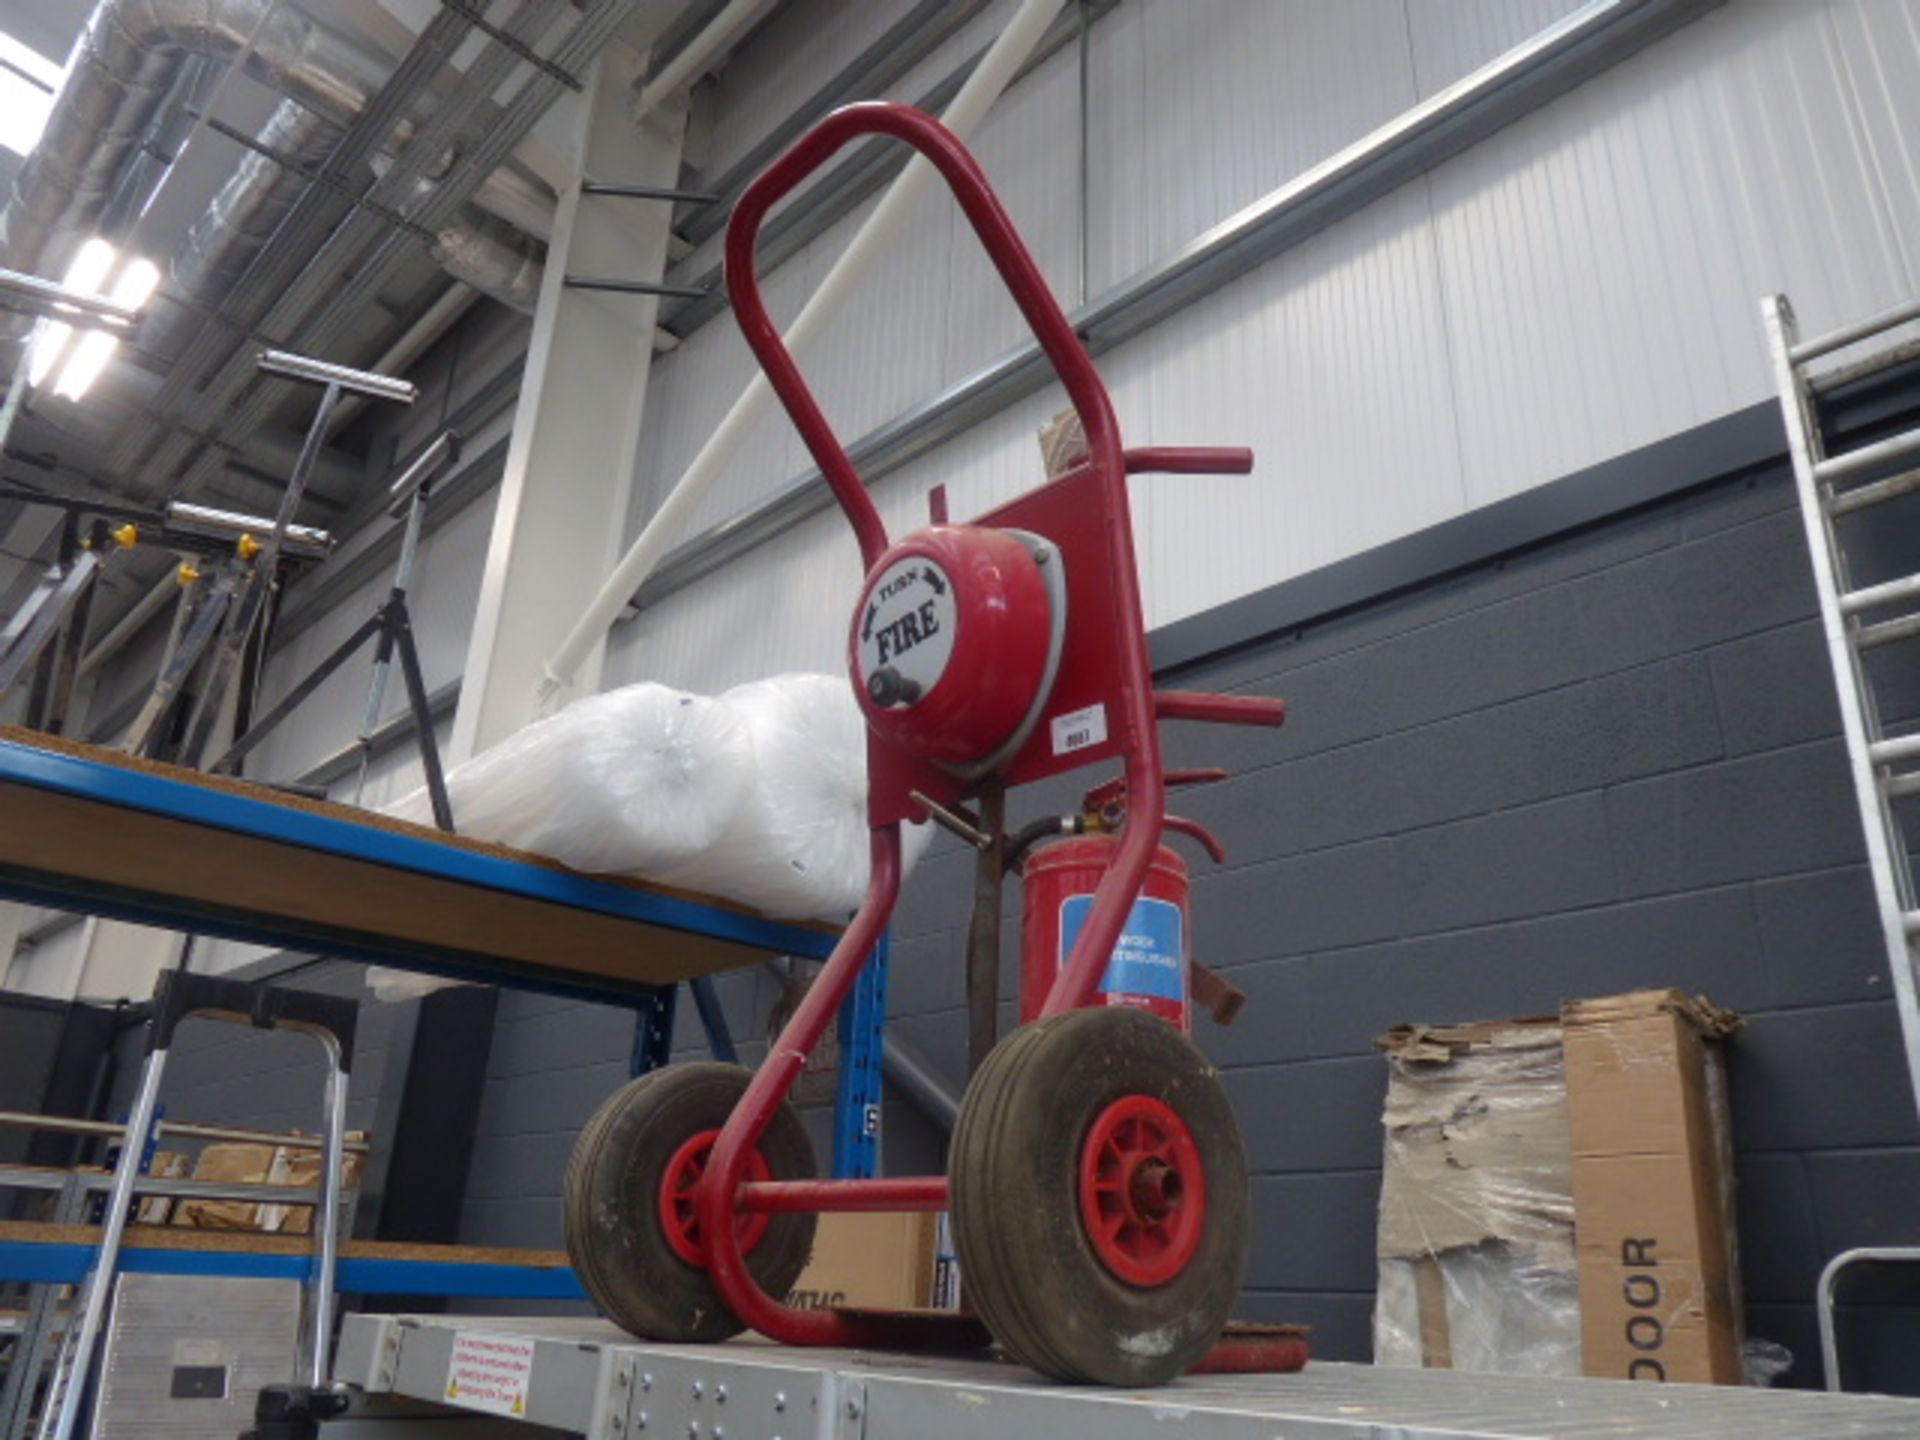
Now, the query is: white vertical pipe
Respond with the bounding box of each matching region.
[539,0,1073,698]
[634,0,777,121]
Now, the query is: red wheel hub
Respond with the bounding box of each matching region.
[658,1129,773,1267]
[1078,1094,1206,1287]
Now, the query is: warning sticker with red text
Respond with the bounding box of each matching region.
[445,1330,535,1417]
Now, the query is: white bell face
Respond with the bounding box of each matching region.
[855,556,958,706]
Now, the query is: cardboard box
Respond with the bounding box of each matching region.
[174,1143,284,1230]
[133,1151,190,1225]
[265,1137,367,1234]
[786,1211,940,1312]
[1562,990,1743,1385]
[1373,1018,1582,1375]
[174,1134,366,1233]
[1373,991,1744,1384]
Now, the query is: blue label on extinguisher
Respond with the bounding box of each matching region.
[1060,895,1186,1001]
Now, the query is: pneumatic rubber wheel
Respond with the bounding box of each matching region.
[563,1062,817,1342]
[949,1006,1248,1385]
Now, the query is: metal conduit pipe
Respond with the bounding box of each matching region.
[0,0,396,280]
[146,98,349,358]
[6,0,550,362]
[156,0,770,372]
[139,0,774,449]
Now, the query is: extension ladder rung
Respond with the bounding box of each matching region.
[1887,771,1920,801]
[1857,611,1920,652]
[1828,464,1920,516]
[1814,426,1920,486]
[1793,295,1920,364]
[1908,910,1920,940]
[1870,733,1920,769]
[1840,571,1920,616]
[1806,333,1920,396]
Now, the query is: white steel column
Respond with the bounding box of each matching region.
[449,43,687,759]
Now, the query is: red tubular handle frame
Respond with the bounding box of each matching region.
[706,102,1177,1349]
[725,102,1130,572]
[726,100,1169,1020]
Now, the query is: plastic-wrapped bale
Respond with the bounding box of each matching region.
[663,673,930,921]
[1373,1017,1582,1377]
[386,682,755,874]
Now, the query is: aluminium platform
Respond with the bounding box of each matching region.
[0,728,836,1003]
[336,1313,1920,1440]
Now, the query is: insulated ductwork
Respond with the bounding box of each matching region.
[432,206,544,314]
[13,0,558,360]
[147,98,348,357]
[0,0,395,278]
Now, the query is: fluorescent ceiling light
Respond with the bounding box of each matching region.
[26,238,118,388]
[32,242,161,402]
[53,255,160,402]
[26,318,69,386]
[0,30,62,158]
[54,328,119,400]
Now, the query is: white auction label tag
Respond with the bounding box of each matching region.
[1050,702,1108,756]
[445,1331,535,1418]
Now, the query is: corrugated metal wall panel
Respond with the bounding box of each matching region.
[605,501,861,693]
[939,43,1081,382]
[1828,0,1920,286]
[672,1,1025,286]
[1090,0,1419,293]
[626,248,805,537]
[1125,181,1467,628]
[1429,0,1917,508]
[1405,0,1588,98]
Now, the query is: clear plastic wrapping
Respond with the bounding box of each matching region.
[662,673,929,921]
[379,673,927,956]
[386,681,755,874]
[1373,1019,1582,1375]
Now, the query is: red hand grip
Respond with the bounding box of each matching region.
[726,103,1125,570]
[1155,691,1288,728]
[1124,447,1254,475]
[1166,767,1230,788]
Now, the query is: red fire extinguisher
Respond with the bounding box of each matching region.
[1020,834,1193,1033]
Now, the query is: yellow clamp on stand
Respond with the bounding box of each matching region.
[176,561,201,586]
[111,523,139,550]
[236,533,262,561]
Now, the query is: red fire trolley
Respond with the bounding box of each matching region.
[563,101,1297,1387]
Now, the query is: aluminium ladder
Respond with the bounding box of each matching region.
[1761,292,1920,1390]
